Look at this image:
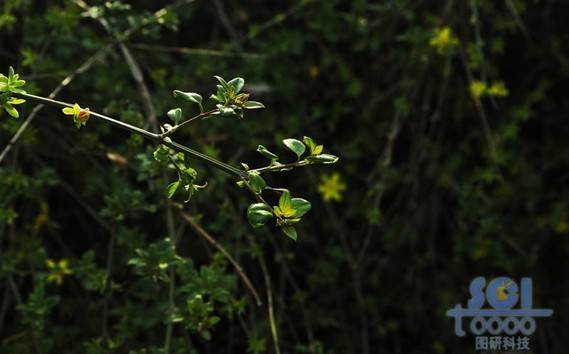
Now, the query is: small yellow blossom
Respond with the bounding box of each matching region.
[488,81,509,97]
[556,220,569,233]
[469,80,487,99]
[429,27,459,54]
[318,173,347,202]
[309,65,319,79]
[62,103,90,127]
[46,258,73,285]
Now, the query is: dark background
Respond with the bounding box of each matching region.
[0,0,568,353]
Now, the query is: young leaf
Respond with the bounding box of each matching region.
[167,108,182,125]
[247,172,267,193]
[62,107,75,115]
[303,136,316,151]
[167,180,180,198]
[247,203,274,228]
[153,145,169,162]
[283,138,306,158]
[243,101,265,109]
[291,198,311,217]
[228,77,244,94]
[214,76,229,90]
[312,145,324,155]
[275,190,296,217]
[4,104,18,118]
[8,98,25,105]
[280,225,298,241]
[256,145,278,160]
[307,154,339,164]
[173,90,203,111]
[303,136,324,155]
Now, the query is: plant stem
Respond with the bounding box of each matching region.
[11,92,245,177]
[161,109,219,137]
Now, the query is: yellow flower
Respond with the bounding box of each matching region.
[46,258,73,285]
[62,103,90,127]
[318,173,347,202]
[429,27,459,54]
[309,65,319,79]
[488,81,509,97]
[469,80,487,99]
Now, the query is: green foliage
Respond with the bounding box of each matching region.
[283,138,306,159]
[0,66,26,118]
[247,203,273,228]
[1,1,568,353]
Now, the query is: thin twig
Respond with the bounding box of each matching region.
[246,236,280,354]
[0,0,196,164]
[8,92,245,177]
[0,44,113,164]
[179,211,262,306]
[101,227,116,340]
[129,43,263,59]
[73,0,159,130]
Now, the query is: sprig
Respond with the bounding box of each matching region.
[240,136,338,240]
[3,69,339,242]
[0,66,27,118]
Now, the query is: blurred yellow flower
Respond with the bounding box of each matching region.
[469,80,487,99]
[46,258,73,285]
[488,81,509,97]
[429,27,459,54]
[309,65,320,79]
[318,173,347,202]
[470,80,508,99]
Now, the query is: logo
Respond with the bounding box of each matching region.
[447,277,553,351]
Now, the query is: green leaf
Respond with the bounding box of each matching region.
[8,98,25,105]
[4,104,18,118]
[280,225,298,241]
[303,136,323,155]
[247,203,274,228]
[173,90,203,111]
[167,108,182,125]
[283,138,306,158]
[153,145,169,162]
[279,190,293,212]
[210,93,223,103]
[247,171,266,193]
[228,77,244,93]
[256,145,278,160]
[306,154,339,164]
[217,105,235,116]
[182,166,197,181]
[291,198,311,217]
[214,76,229,90]
[243,101,265,109]
[303,136,316,151]
[312,145,324,155]
[62,107,75,115]
[167,181,180,198]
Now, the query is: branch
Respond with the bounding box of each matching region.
[10,92,245,177]
[160,108,219,137]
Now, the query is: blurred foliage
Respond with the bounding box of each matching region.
[1,0,568,353]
